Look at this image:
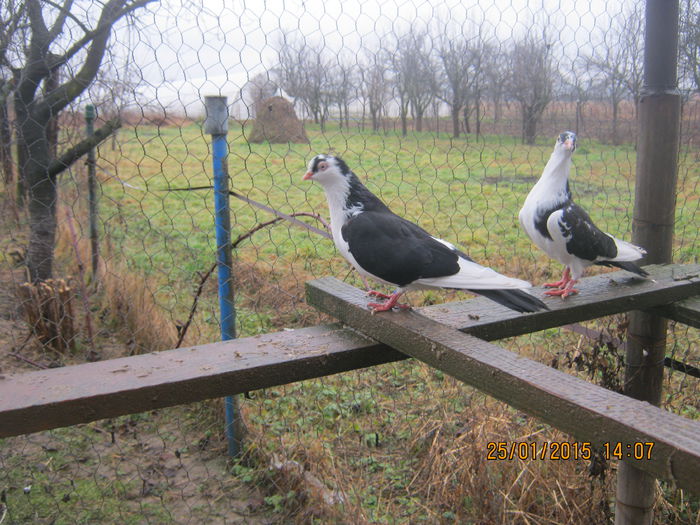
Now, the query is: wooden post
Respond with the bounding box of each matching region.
[615,1,681,524]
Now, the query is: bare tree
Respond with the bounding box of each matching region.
[390,54,411,137]
[329,59,356,130]
[358,50,390,132]
[622,4,645,115]
[587,5,644,145]
[481,42,509,127]
[5,0,154,282]
[437,34,479,138]
[275,32,308,115]
[242,72,278,118]
[463,39,486,137]
[563,56,605,136]
[391,29,436,134]
[275,32,334,129]
[508,33,556,145]
[0,1,26,188]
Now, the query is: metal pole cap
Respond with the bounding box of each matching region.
[204,96,229,135]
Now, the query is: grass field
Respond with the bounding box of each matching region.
[2,120,699,523]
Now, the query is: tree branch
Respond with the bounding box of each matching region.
[46,0,76,41]
[47,116,121,178]
[0,78,15,110]
[0,1,27,68]
[39,0,156,118]
[15,0,51,104]
[174,212,332,348]
[53,0,154,68]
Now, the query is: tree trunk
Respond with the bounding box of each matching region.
[45,68,60,157]
[612,99,620,145]
[27,172,58,281]
[493,95,501,124]
[0,95,13,185]
[400,109,408,137]
[523,105,538,145]
[415,109,423,132]
[18,101,58,282]
[15,92,29,207]
[576,100,584,134]
[451,106,460,138]
[463,105,471,134]
[475,98,482,137]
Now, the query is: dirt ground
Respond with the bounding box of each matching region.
[0,211,276,524]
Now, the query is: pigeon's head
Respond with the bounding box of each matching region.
[303,154,352,185]
[555,131,577,152]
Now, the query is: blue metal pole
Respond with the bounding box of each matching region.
[205,96,241,457]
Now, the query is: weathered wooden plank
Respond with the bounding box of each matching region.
[306,276,700,495]
[650,296,700,329]
[0,324,403,438]
[417,263,700,339]
[2,264,697,439]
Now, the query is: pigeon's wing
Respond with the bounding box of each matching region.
[341,211,460,287]
[548,202,618,262]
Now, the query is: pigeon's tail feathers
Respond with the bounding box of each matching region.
[611,238,646,262]
[596,260,649,277]
[595,238,648,276]
[477,289,549,313]
[419,258,533,290]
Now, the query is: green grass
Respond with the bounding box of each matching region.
[0,423,171,524]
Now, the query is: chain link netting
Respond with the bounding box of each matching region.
[1,0,699,523]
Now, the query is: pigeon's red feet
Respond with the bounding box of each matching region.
[543,280,579,298]
[543,278,568,289]
[543,267,572,289]
[367,292,411,312]
[367,290,393,300]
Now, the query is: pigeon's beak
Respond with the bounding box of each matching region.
[303,171,314,181]
[563,138,575,151]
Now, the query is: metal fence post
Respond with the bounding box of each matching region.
[204,96,243,457]
[85,105,99,278]
[615,1,681,524]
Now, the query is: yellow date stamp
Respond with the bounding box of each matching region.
[486,441,655,461]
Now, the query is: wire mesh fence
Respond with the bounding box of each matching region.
[1,0,699,523]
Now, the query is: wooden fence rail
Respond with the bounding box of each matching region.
[1,264,699,493]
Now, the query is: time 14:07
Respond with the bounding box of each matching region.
[603,441,654,460]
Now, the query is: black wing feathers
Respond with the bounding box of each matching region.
[341,211,460,287]
[559,202,618,261]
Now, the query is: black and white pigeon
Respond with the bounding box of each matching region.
[303,154,548,313]
[519,131,648,298]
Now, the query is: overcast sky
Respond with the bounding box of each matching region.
[121,0,626,116]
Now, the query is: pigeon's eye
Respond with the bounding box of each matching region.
[318,161,328,171]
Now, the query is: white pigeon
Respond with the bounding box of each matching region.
[304,154,548,313]
[519,131,648,298]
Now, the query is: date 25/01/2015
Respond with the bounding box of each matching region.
[486,441,655,461]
